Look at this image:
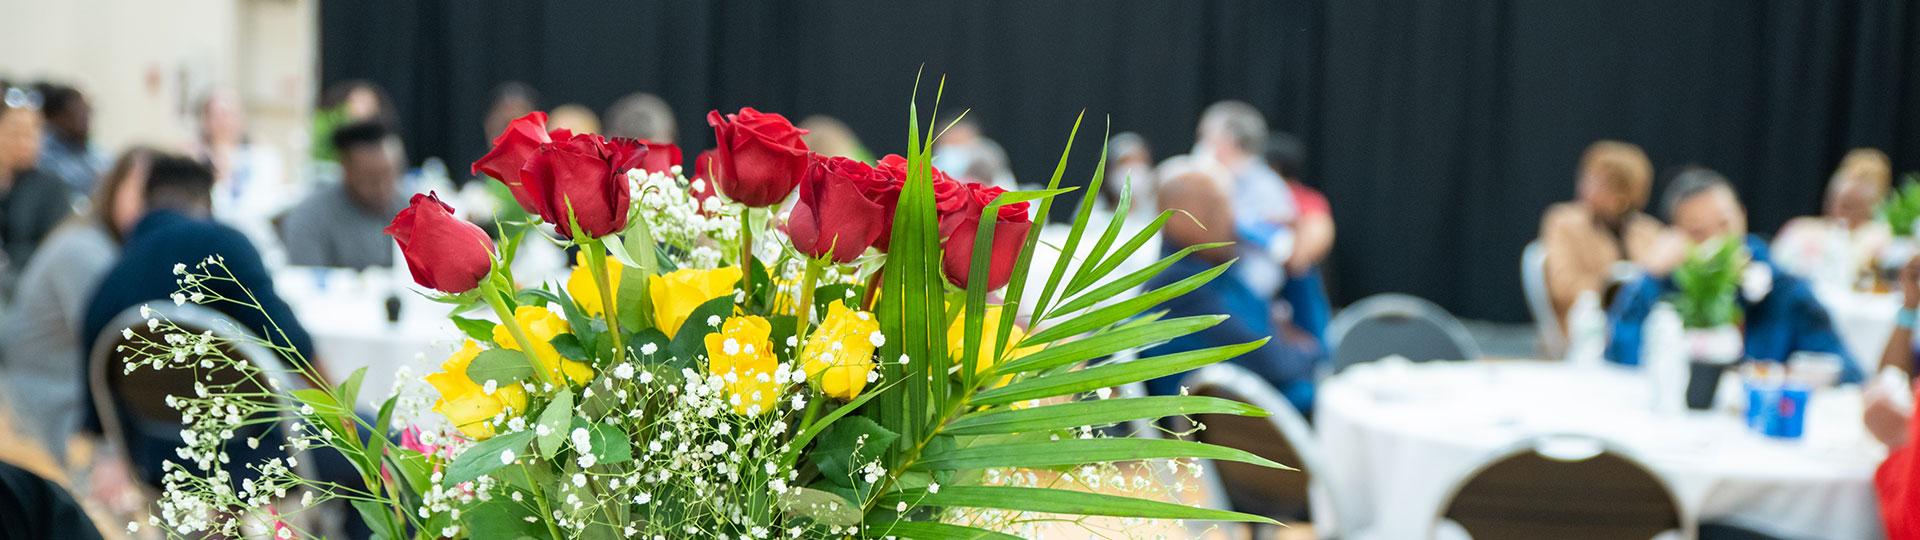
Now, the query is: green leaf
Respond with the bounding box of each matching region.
[366,394,399,457]
[943,395,1265,436]
[814,416,900,493]
[812,283,857,319]
[549,333,589,362]
[336,366,368,411]
[627,328,672,364]
[1046,242,1232,322]
[292,388,347,417]
[536,389,573,458]
[971,340,1266,406]
[451,316,497,342]
[778,486,861,527]
[668,295,737,362]
[783,385,887,469]
[1067,210,1173,299]
[1025,259,1234,345]
[464,496,545,540]
[616,266,650,331]
[1027,122,1111,324]
[867,521,1020,540]
[443,430,534,485]
[912,438,1288,471]
[997,315,1225,374]
[880,486,1278,525]
[350,499,406,540]
[465,348,535,386]
[588,423,633,464]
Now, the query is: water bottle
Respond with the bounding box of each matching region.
[1565,290,1607,366]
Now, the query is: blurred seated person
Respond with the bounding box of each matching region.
[79,154,324,491]
[0,147,151,459]
[33,83,104,194]
[800,115,872,163]
[1141,159,1324,414]
[1266,132,1336,344]
[1606,167,1864,383]
[547,103,600,134]
[1864,350,1917,539]
[1,84,75,294]
[606,92,676,143]
[1539,140,1679,330]
[197,88,291,247]
[312,79,398,164]
[1098,132,1157,221]
[281,121,405,269]
[1771,148,1893,286]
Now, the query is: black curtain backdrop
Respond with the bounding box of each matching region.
[321,1,1920,322]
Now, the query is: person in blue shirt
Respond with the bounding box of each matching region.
[1141,160,1325,415]
[1606,166,1866,384]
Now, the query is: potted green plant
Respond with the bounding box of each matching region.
[1668,237,1747,409]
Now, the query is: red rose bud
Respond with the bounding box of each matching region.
[785,156,887,263]
[472,111,570,215]
[706,107,810,207]
[689,148,722,211]
[635,139,683,175]
[940,182,1032,291]
[519,134,646,238]
[386,192,496,293]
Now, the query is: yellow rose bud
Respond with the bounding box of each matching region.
[566,250,624,318]
[800,303,880,400]
[425,340,528,440]
[491,306,595,385]
[649,267,743,336]
[947,305,1041,379]
[704,315,780,415]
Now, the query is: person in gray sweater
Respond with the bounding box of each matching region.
[0,147,151,459]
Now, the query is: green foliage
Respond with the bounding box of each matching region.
[1669,238,1746,328]
[1881,174,1920,237]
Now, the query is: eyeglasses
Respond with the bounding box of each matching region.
[2,87,42,110]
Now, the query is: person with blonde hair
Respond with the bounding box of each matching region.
[1537,140,1677,329]
[1772,148,1895,285]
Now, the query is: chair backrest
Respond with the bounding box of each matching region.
[1180,363,1330,524]
[88,303,297,489]
[1325,293,1481,373]
[1521,241,1567,358]
[1438,436,1686,540]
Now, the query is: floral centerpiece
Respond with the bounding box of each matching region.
[128,86,1281,538]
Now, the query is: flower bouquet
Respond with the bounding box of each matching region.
[129,85,1282,538]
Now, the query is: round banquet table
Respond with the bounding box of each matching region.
[273,267,459,411]
[1315,359,1887,540]
[1815,284,1901,373]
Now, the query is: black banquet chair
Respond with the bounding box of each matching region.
[1436,435,1687,540]
[1325,293,1482,374]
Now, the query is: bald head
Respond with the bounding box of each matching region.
[1157,160,1237,262]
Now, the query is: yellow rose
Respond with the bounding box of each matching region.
[649,267,743,336]
[800,303,880,400]
[947,305,1042,379]
[425,340,528,440]
[704,315,779,415]
[566,250,624,318]
[491,305,594,385]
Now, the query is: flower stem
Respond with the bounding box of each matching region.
[480,277,552,386]
[794,256,824,339]
[584,239,626,360]
[739,208,757,309]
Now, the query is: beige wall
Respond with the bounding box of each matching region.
[0,0,316,181]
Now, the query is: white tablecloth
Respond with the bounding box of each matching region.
[273,267,458,410]
[1315,360,1887,540]
[1816,285,1902,373]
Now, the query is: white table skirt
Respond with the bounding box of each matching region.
[274,267,460,410]
[1815,285,1901,373]
[1314,360,1887,540]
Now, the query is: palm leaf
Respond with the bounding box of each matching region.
[971,340,1266,406]
[911,438,1286,471]
[880,486,1279,525]
[868,521,1021,540]
[942,395,1265,436]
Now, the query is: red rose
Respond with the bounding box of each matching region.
[939,182,1032,291]
[471,112,571,214]
[706,107,810,207]
[635,139,682,175]
[784,156,888,263]
[519,134,646,238]
[872,154,966,250]
[386,192,496,293]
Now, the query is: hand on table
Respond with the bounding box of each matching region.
[1865,388,1914,449]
